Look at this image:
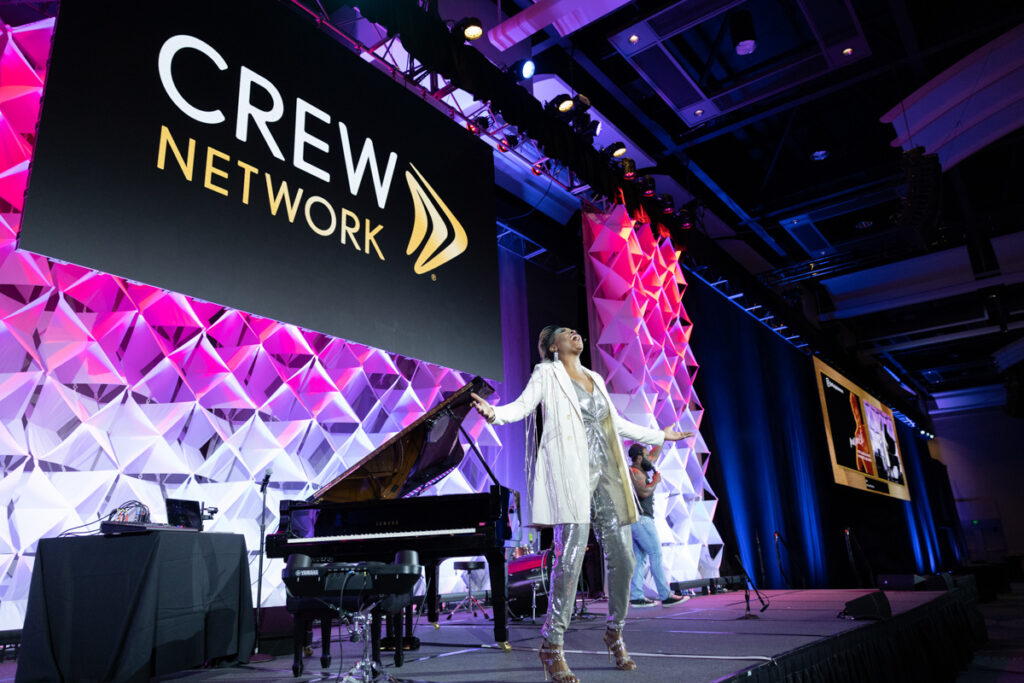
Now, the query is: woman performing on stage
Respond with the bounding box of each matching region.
[471,325,691,682]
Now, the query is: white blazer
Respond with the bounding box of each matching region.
[491,361,665,526]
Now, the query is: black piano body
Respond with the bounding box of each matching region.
[267,376,515,646]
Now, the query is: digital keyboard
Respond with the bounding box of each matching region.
[100,521,199,535]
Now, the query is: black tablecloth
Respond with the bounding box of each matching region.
[16,531,255,683]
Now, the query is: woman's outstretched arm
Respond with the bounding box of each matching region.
[471,364,546,425]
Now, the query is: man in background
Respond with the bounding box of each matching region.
[628,443,689,607]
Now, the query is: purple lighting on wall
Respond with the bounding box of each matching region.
[0,16,503,629]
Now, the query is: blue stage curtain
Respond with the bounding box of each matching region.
[686,277,829,588]
[686,276,957,587]
[897,422,943,573]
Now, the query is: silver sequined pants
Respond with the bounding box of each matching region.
[541,484,635,644]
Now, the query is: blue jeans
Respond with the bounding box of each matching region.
[630,515,670,600]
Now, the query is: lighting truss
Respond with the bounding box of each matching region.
[289,1,595,198]
[684,264,811,353]
[496,222,577,274]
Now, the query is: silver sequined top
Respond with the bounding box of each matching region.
[571,379,617,493]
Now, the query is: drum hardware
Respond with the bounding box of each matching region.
[507,549,553,623]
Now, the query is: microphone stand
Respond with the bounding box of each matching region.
[733,553,769,620]
[774,532,791,589]
[251,471,274,662]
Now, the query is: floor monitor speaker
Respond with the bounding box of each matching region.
[840,591,892,620]
[878,573,925,591]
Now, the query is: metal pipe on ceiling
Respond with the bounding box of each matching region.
[487,0,631,51]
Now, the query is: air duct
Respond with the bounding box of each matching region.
[488,0,632,51]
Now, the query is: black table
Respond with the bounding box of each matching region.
[16,531,255,683]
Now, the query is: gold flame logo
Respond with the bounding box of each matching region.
[405,163,468,275]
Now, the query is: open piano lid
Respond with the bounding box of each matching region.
[311,376,494,503]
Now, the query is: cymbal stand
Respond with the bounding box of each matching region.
[341,600,397,683]
[571,574,594,620]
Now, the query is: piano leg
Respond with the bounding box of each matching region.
[371,608,383,666]
[319,617,332,670]
[391,612,405,667]
[426,560,440,628]
[292,617,306,677]
[486,548,511,650]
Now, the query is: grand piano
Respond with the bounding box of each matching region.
[266,376,516,648]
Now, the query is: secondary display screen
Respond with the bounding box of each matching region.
[814,357,910,500]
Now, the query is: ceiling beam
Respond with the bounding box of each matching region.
[821,270,1024,320]
[865,321,1024,354]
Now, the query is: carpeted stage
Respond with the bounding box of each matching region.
[132,584,982,683]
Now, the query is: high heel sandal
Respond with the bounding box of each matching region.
[538,639,580,682]
[603,627,637,671]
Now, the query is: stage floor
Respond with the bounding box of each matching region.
[0,587,988,682]
[167,588,965,682]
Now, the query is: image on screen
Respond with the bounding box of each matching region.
[814,357,911,500]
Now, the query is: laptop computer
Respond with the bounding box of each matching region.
[165,498,204,531]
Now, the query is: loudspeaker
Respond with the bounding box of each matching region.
[877,573,953,591]
[255,605,298,656]
[840,591,891,620]
[878,573,925,591]
[920,573,954,591]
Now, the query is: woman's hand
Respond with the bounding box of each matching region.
[663,427,695,442]
[470,392,496,423]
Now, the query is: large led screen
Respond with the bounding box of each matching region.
[814,357,910,500]
[19,0,503,380]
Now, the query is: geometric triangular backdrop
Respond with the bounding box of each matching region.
[0,16,501,630]
[582,206,723,587]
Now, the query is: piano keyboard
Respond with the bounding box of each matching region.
[285,527,478,544]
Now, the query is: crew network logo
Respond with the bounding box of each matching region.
[405,164,468,275]
[156,34,471,277]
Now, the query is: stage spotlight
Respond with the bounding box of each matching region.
[637,175,656,197]
[508,58,535,81]
[531,160,548,176]
[453,17,483,41]
[497,133,520,152]
[658,193,674,214]
[546,94,575,115]
[678,207,694,229]
[466,115,489,134]
[729,10,756,55]
[602,142,627,158]
[574,115,601,142]
[571,94,591,114]
[618,157,636,179]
